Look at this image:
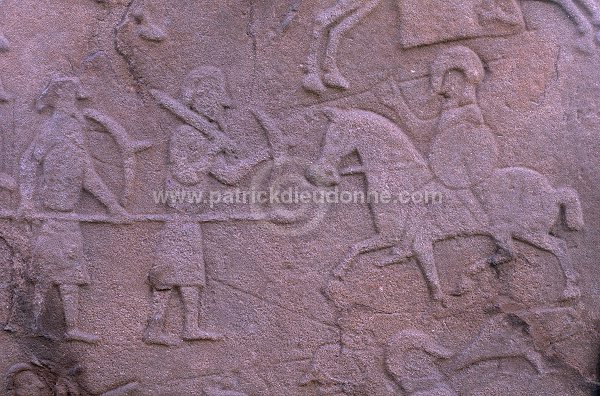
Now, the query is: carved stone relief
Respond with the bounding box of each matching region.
[0,1,598,395]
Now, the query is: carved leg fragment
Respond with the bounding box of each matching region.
[517,233,580,301]
[143,289,181,346]
[180,286,222,341]
[304,0,381,93]
[413,235,445,304]
[322,0,382,90]
[303,2,354,93]
[60,284,99,343]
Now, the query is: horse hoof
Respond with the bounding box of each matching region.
[302,74,326,94]
[433,292,448,307]
[323,71,350,90]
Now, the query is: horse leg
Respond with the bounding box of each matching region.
[543,0,593,35]
[413,235,445,303]
[453,230,514,296]
[303,0,360,93]
[517,232,580,301]
[577,0,600,25]
[322,0,382,89]
[489,230,516,266]
[334,234,395,279]
[452,257,489,296]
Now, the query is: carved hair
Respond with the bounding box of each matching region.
[36,77,89,112]
[181,66,228,107]
[430,46,485,94]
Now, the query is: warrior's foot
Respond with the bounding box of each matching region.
[143,331,181,346]
[322,70,349,90]
[302,73,326,94]
[65,329,100,344]
[560,283,581,302]
[182,329,223,341]
[138,25,166,42]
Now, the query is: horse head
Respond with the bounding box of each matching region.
[306,108,357,187]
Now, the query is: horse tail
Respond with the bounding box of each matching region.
[556,187,584,231]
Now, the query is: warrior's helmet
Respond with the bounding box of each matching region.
[430,46,485,95]
[36,77,89,112]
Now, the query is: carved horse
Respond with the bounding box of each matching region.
[304,0,600,93]
[307,108,583,302]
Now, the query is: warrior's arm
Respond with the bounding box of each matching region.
[150,89,231,143]
[209,151,269,186]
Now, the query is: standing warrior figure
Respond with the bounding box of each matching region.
[145,67,265,346]
[19,77,128,343]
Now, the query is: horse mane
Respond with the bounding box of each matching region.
[327,107,428,166]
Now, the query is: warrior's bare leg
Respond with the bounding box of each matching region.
[180,286,222,340]
[32,282,48,334]
[303,0,363,93]
[143,288,180,346]
[60,284,99,343]
[323,0,382,89]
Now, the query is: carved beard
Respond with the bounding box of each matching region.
[438,103,484,132]
[191,96,225,129]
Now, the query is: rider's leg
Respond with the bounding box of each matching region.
[304,0,361,92]
[323,0,382,89]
